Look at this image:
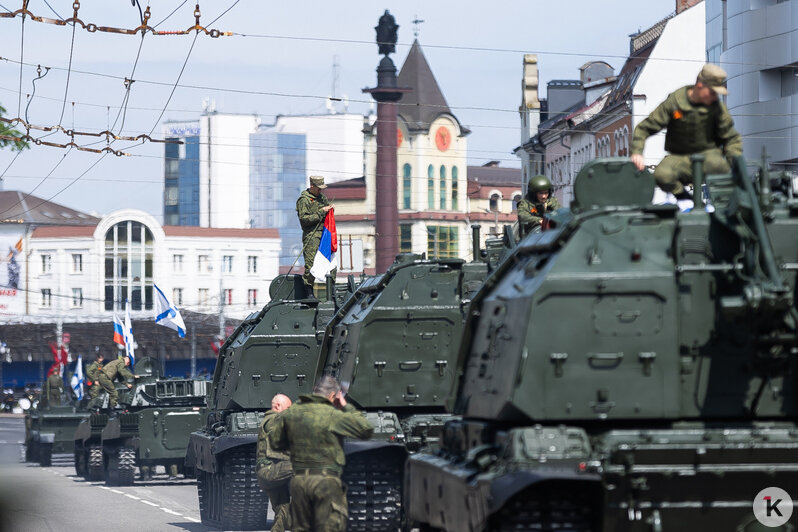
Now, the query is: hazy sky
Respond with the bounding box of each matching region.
[0,0,677,221]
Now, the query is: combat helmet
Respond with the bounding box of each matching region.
[527,175,552,195]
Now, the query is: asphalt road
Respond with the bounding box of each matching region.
[0,414,275,532]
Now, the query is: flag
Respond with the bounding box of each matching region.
[113,312,125,346]
[70,354,84,400]
[153,283,186,338]
[309,208,338,281]
[47,342,66,376]
[124,300,135,366]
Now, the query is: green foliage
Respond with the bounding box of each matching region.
[0,103,29,152]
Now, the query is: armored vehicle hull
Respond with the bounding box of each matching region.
[186,275,351,530]
[101,373,208,486]
[406,157,798,531]
[320,252,492,530]
[25,404,89,466]
[74,412,111,481]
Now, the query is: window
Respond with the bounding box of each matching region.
[41,288,52,308]
[198,288,209,306]
[439,166,447,209]
[427,226,459,259]
[248,289,258,307]
[512,194,522,211]
[451,166,458,210]
[224,288,233,306]
[222,255,233,274]
[403,163,412,209]
[165,186,178,206]
[103,220,154,311]
[71,254,83,273]
[198,255,209,273]
[247,255,258,274]
[173,254,184,273]
[489,193,500,212]
[173,288,183,305]
[427,165,435,209]
[71,288,83,308]
[41,254,52,274]
[400,225,412,253]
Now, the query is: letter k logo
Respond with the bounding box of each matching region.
[765,496,783,517]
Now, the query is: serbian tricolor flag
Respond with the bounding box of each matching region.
[113,312,125,346]
[310,209,338,281]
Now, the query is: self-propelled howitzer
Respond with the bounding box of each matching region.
[406,157,798,531]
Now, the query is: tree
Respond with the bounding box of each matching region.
[0,103,29,152]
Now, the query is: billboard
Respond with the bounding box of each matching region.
[0,234,24,314]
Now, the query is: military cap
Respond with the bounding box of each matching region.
[697,63,728,95]
[309,176,327,189]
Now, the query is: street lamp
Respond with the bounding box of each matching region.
[0,342,9,390]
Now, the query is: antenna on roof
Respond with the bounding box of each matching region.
[412,15,425,39]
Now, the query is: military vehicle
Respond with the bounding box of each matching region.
[100,357,208,486]
[25,389,89,467]
[186,274,356,530]
[317,233,503,532]
[404,155,798,531]
[74,411,111,480]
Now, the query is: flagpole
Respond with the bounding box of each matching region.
[190,324,196,379]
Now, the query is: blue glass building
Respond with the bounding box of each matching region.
[164,125,201,226]
[250,131,307,269]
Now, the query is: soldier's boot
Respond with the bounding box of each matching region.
[168,464,178,480]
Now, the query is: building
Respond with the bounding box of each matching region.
[707,0,798,168]
[163,113,260,228]
[0,192,280,382]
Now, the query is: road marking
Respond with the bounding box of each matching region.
[160,508,182,516]
[111,489,124,494]
[141,500,159,507]
[99,486,111,491]
[185,517,201,523]
[125,494,140,500]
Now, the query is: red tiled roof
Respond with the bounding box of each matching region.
[326,177,367,200]
[163,226,280,238]
[31,225,98,238]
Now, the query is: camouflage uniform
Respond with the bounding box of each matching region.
[97,358,134,408]
[631,85,742,195]
[256,409,292,532]
[86,360,104,400]
[517,196,561,236]
[45,373,63,405]
[296,188,332,288]
[269,394,374,532]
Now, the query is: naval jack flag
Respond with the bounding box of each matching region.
[70,354,84,400]
[154,283,186,338]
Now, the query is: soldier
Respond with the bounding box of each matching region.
[97,356,137,409]
[296,175,334,296]
[256,393,293,532]
[269,376,374,532]
[630,63,742,199]
[86,354,105,402]
[517,175,561,237]
[45,371,63,406]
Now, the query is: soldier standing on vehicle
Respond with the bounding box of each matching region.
[630,63,742,199]
[517,175,561,237]
[256,393,293,532]
[296,175,334,297]
[96,356,137,409]
[86,354,104,401]
[269,376,374,532]
[45,371,63,406]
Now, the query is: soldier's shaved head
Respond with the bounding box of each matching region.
[271,393,292,412]
[313,375,341,398]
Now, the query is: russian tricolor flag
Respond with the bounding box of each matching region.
[113,312,125,347]
[310,209,338,281]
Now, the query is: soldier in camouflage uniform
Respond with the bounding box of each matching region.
[517,175,561,237]
[45,371,63,406]
[631,63,742,199]
[269,376,374,532]
[96,356,137,409]
[86,354,105,401]
[256,394,293,532]
[296,175,334,295]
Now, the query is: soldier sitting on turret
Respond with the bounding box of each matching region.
[95,356,138,410]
